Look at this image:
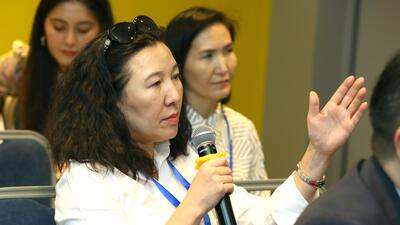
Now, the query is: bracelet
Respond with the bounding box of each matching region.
[296,162,326,189]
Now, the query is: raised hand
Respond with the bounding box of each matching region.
[295,76,368,201]
[307,76,368,158]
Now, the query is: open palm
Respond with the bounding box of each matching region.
[307,76,368,157]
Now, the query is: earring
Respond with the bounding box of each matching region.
[40,36,46,46]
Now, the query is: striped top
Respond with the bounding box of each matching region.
[187,103,269,196]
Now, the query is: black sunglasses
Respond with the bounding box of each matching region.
[104,15,158,52]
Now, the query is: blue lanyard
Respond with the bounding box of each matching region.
[221,105,233,171]
[151,161,211,225]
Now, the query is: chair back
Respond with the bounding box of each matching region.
[0,199,55,225]
[0,130,55,206]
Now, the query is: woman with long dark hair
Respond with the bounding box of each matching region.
[48,14,368,225]
[0,0,114,132]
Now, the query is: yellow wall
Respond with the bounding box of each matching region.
[0,0,271,138]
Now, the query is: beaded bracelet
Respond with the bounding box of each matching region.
[296,162,326,189]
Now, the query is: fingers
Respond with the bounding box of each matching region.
[307,91,320,118]
[204,156,229,167]
[326,76,366,113]
[346,87,367,117]
[350,102,368,125]
[219,174,233,183]
[216,166,232,176]
[202,157,232,177]
[216,172,234,195]
[201,156,233,185]
[328,75,356,104]
[223,181,234,194]
[339,77,365,108]
[194,156,234,201]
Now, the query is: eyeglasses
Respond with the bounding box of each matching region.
[104,15,158,52]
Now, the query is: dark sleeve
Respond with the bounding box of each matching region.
[295,208,360,225]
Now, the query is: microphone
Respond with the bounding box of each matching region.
[191,125,237,225]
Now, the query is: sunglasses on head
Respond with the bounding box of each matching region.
[104,15,158,52]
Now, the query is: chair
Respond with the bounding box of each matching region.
[235,178,285,191]
[0,185,56,225]
[0,130,55,206]
[0,199,56,225]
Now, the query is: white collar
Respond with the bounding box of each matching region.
[396,186,400,198]
[154,141,170,171]
[186,103,223,128]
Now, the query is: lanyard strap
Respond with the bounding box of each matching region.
[151,161,211,225]
[221,105,233,170]
[168,161,190,189]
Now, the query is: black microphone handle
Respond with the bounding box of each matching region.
[198,144,237,225]
[216,195,237,225]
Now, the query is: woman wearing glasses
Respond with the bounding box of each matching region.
[48,15,367,225]
[0,0,113,132]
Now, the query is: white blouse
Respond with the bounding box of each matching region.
[55,142,309,225]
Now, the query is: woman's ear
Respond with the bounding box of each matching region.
[393,127,400,160]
